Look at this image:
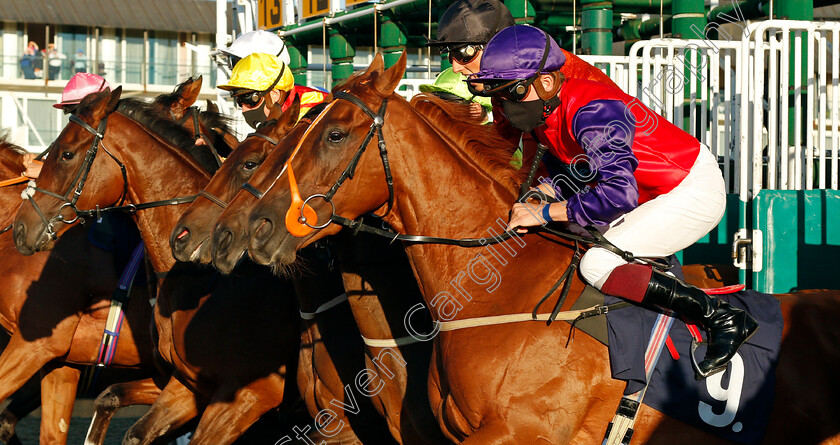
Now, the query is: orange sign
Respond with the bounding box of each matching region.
[258,0,283,29]
[302,0,330,19]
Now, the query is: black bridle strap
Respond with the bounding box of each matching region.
[74,195,198,218]
[246,131,280,146]
[175,107,223,168]
[197,190,228,209]
[236,132,283,201]
[325,92,394,215]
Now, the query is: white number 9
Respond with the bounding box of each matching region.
[698,352,745,429]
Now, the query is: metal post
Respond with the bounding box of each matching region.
[581,0,613,55]
[288,44,309,85]
[329,29,355,87]
[379,13,406,69]
[504,0,536,24]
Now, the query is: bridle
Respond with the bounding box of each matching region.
[196,131,280,210]
[21,115,126,242]
[21,113,198,243]
[283,90,671,272]
[174,106,224,168]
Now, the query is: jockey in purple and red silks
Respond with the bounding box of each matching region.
[470,25,758,380]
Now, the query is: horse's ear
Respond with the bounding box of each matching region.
[214,128,240,149]
[271,94,300,137]
[107,86,122,114]
[373,51,406,97]
[364,54,385,78]
[173,76,202,115]
[205,99,218,114]
[267,96,286,122]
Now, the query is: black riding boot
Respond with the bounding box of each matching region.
[642,271,759,379]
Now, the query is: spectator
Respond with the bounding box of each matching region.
[19,47,36,79]
[73,50,87,73]
[47,44,66,80]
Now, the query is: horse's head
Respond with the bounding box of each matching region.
[171,96,300,265]
[154,76,203,121]
[241,53,406,271]
[13,87,124,255]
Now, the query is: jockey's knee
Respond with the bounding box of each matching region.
[579,247,628,290]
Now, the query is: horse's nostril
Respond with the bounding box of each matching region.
[253,218,273,243]
[176,227,190,241]
[217,230,232,253]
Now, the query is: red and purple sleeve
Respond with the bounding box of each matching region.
[565,99,639,227]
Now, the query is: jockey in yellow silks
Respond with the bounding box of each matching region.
[218,52,328,128]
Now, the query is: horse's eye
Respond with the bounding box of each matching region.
[328,130,344,143]
[61,151,74,161]
[242,161,258,171]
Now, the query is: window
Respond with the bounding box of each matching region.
[58,25,88,80]
[149,31,178,85]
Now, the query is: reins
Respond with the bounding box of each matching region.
[175,106,224,168]
[289,91,672,327]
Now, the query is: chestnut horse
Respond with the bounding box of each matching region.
[217,54,840,444]
[0,136,158,445]
[176,97,446,444]
[12,88,309,445]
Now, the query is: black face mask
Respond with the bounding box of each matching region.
[502,95,560,133]
[242,98,270,129]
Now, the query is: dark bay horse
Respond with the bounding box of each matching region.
[214,54,840,444]
[176,96,446,444]
[12,88,306,445]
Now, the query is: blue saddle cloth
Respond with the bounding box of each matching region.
[605,290,783,444]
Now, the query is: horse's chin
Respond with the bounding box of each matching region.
[13,221,56,255]
[173,237,211,264]
[213,247,246,275]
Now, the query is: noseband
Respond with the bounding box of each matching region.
[21,115,128,241]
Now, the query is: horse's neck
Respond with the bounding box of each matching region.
[112,115,211,273]
[380,102,571,319]
[0,185,25,227]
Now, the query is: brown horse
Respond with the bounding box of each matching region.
[0,136,158,445]
[177,96,447,444]
[216,54,840,444]
[172,96,398,445]
[12,88,310,445]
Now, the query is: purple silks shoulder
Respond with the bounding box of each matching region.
[563,99,639,227]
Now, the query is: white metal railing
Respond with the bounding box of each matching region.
[739,20,840,200]
[395,78,430,99]
[579,55,632,93]
[627,38,744,193]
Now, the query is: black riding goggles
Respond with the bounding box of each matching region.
[478,76,538,101]
[229,63,286,108]
[469,33,552,101]
[441,44,483,65]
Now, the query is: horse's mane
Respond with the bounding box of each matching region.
[0,132,26,174]
[409,93,524,190]
[112,98,220,174]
